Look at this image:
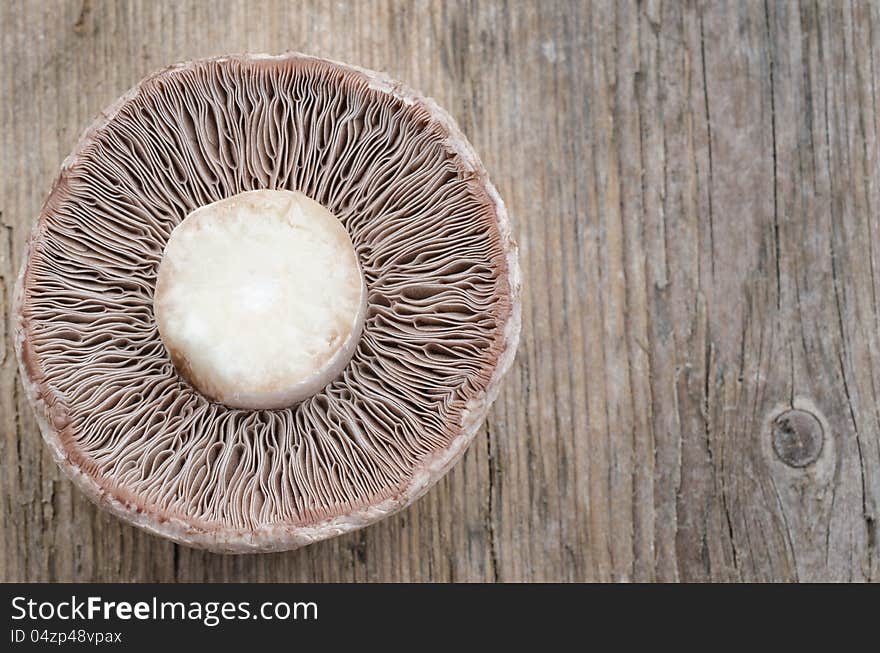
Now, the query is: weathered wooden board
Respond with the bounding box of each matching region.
[1,0,878,582]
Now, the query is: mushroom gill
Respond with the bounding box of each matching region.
[14,53,521,552]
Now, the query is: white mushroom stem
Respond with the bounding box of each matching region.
[154,189,366,409]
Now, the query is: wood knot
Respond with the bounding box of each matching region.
[771,409,823,468]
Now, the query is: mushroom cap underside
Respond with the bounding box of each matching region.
[14,52,521,553]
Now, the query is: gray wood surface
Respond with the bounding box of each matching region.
[2,0,879,582]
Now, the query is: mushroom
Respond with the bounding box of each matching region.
[14,53,521,553]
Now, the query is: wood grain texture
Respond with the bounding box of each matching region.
[1,0,878,582]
